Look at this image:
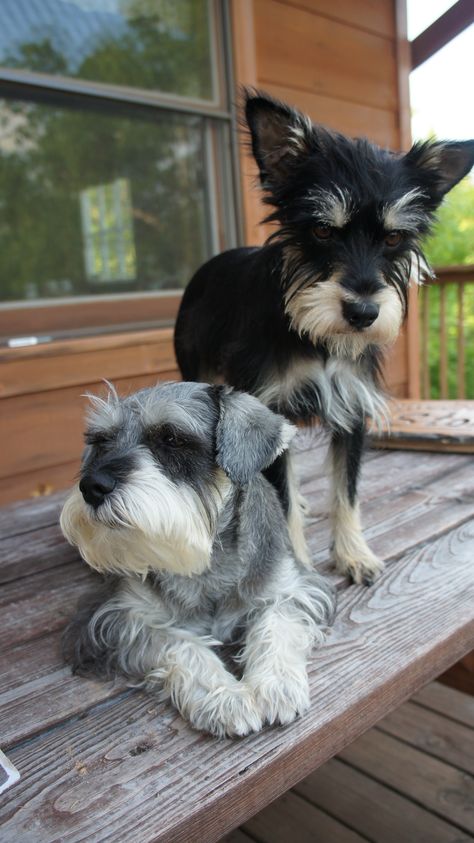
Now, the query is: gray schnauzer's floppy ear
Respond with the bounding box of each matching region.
[214,387,296,485]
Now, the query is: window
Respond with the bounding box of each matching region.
[0,0,238,342]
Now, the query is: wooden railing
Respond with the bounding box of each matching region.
[420,265,474,399]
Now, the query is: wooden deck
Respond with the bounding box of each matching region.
[226,681,474,843]
[1,435,473,842]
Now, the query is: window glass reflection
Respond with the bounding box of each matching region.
[0,0,215,101]
[0,98,211,302]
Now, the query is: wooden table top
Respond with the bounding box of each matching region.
[1,434,473,843]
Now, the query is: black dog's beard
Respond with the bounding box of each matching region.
[281,248,405,360]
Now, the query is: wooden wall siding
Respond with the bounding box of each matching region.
[0,330,178,505]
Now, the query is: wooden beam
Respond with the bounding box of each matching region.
[410,0,474,70]
[230,0,266,247]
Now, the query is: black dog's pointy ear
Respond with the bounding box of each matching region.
[215,387,296,486]
[245,90,316,185]
[405,139,474,200]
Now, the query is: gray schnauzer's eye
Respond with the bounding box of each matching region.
[84,430,116,447]
[146,424,186,449]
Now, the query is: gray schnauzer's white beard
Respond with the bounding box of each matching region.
[60,453,231,577]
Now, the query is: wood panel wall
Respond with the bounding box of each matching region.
[0,0,414,505]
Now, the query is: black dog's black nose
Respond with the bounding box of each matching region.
[79,472,116,508]
[342,300,379,329]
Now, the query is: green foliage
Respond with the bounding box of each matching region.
[423,179,474,267]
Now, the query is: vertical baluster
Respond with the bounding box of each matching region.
[457,281,465,399]
[422,284,430,398]
[439,283,448,399]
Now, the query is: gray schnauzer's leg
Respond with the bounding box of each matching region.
[330,425,384,585]
[240,561,335,725]
[81,578,261,738]
[149,637,262,738]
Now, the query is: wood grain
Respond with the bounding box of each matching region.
[377,700,474,774]
[0,329,177,398]
[281,0,395,38]
[0,563,92,650]
[373,400,474,452]
[339,729,474,833]
[412,682,474,730]
[242,790,367,843]
[0,490,66,540]
[0,634,125,749]
[294,756,472,843]
[254,0,398,111]
[0,294,180,340]
[2,511,473,842]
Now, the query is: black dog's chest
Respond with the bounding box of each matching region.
[257,356,379,432]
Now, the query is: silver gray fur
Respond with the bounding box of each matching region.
[62,382,336,737]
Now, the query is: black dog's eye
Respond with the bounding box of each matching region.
[313,225,333,241]
[385,231,403,248]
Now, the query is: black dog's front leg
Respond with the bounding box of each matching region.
[330,425,384,585]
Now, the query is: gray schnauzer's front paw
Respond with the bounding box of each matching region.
[187,685,263,738]
[252,673,310,726]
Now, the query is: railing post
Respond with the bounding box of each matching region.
[439,284,448,399]
[422,285,430,399]
[457,281,465,399]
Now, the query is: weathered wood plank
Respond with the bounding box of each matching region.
[294,757,472,843]
[2,516,473,842]
[0,564,93,650]
[373,400,474,452]
[0,490,66,541]
[377,700,474,774]
[338,729,474,833]
[0,632,125,749]
[0,524,79,585]
[242,790,367,843]
[413,682,474,729]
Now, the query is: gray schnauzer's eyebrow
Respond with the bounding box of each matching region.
[138,399,211,435]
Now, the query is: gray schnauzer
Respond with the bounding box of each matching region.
[61,381,336,738]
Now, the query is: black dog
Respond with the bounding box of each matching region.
[174,90,474,584]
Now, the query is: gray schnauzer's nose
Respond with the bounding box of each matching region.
[80,472,116,509]
[342,299,379,330]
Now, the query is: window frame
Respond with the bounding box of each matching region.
[0,0,241,344]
